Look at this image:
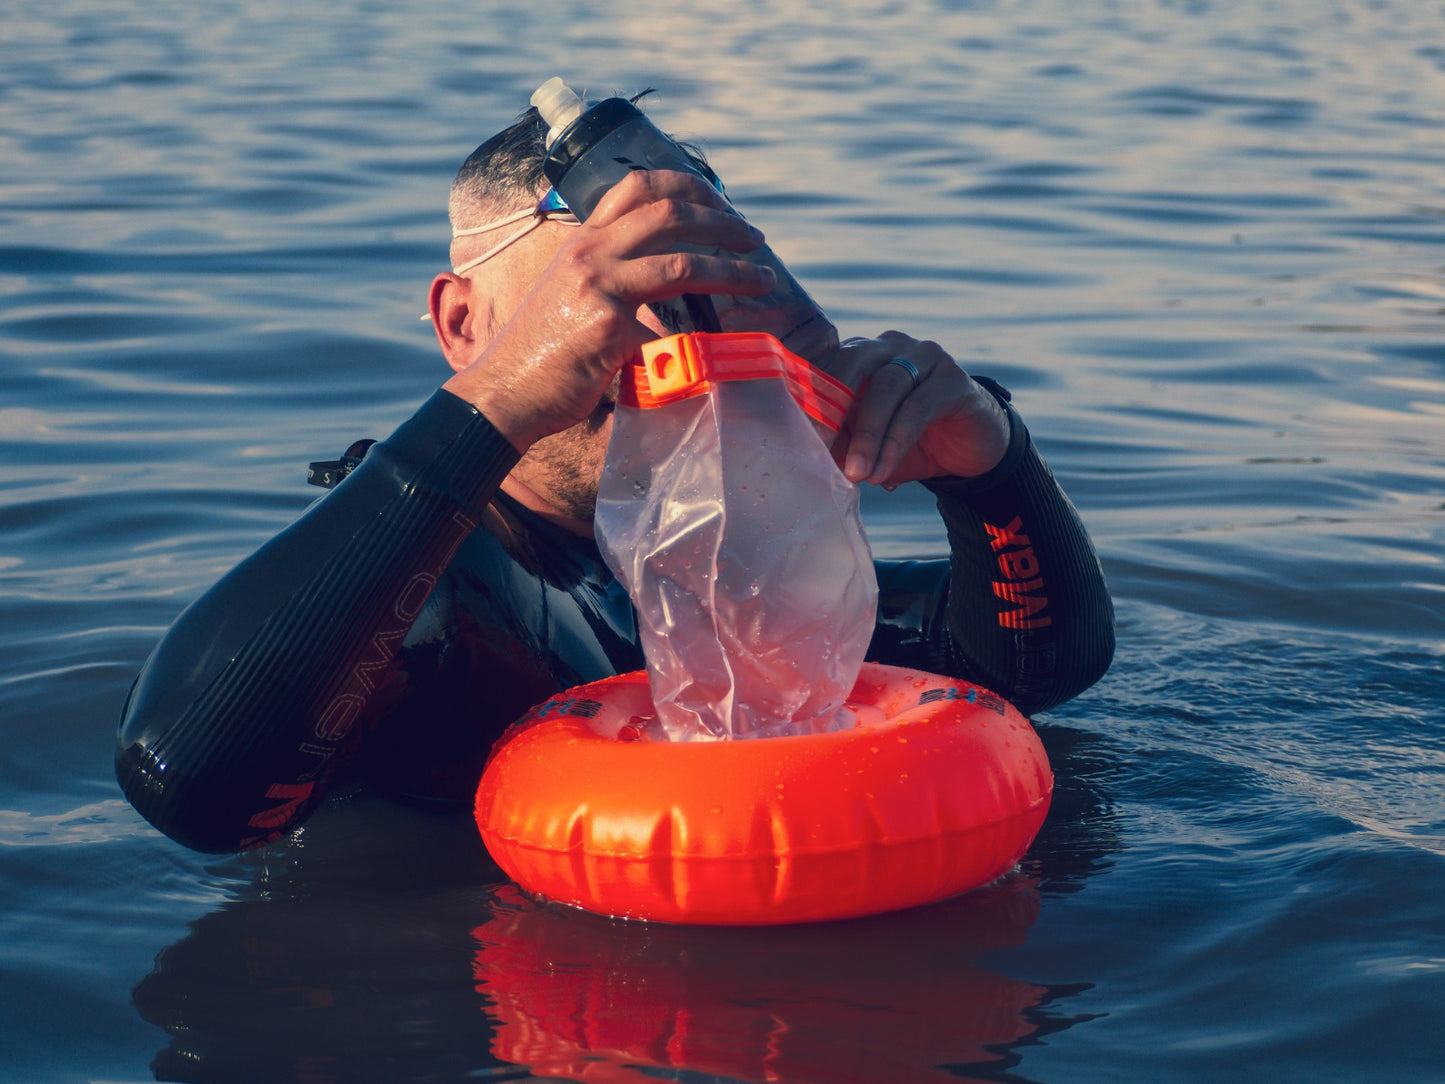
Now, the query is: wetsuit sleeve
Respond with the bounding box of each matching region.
[115,390,519,853]
[870,383,1115,715]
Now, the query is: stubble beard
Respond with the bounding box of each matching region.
[515,397,615,522]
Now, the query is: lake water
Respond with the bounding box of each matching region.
[3,1,1443,1081]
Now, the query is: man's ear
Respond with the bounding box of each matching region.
[429,273,489,374]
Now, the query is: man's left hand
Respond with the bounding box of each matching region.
[825,331,1011,487]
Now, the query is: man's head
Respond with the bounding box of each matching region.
[447,108,553,273]
[427,107,597,530]
[434,107,564,358]
[445,108,546,229]
[428,98,714,534]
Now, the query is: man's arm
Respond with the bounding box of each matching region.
[116,392,517,851]
[919,386,1114,714]
[830,332,1114,714]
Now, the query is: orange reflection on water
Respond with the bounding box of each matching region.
[474,876,1050,1084]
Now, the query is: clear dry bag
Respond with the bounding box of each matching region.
[595,332,878,741]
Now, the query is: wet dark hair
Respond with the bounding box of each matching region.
[448,107,551,230]
[448,90,712,233]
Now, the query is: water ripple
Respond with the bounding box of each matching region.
[3,2,1444,1082]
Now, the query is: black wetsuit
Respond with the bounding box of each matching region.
[116,384,1114,853]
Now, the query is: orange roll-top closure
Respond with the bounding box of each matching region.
[621,332,854,434]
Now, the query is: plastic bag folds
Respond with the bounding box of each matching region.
[595,332,878,741]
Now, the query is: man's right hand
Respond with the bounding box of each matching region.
[441,170,775,453]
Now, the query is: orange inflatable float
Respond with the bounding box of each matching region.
[474,662,1052,925]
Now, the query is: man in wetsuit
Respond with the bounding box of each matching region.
[115,107,1115,853]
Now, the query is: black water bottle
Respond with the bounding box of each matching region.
[531,77,840,366]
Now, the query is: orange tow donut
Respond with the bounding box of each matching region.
[474,662,1052,925]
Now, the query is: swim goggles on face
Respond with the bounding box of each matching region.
[451,188,581,276]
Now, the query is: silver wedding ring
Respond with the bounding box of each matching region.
[887,356,921,390]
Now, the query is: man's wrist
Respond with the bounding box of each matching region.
[440,373,533,455]
[921,377,1029,497]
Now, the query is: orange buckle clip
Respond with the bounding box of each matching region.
[638,333,709,400]
[626,332,853,433]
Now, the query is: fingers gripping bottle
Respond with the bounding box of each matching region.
[531,77,840,366]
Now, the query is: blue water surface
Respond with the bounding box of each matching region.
[2,2,1442,1082]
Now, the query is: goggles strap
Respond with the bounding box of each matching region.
[451,201,580,276]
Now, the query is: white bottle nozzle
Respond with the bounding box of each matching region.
[531,77,585,148]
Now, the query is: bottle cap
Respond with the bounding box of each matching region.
[531,77,585,148]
